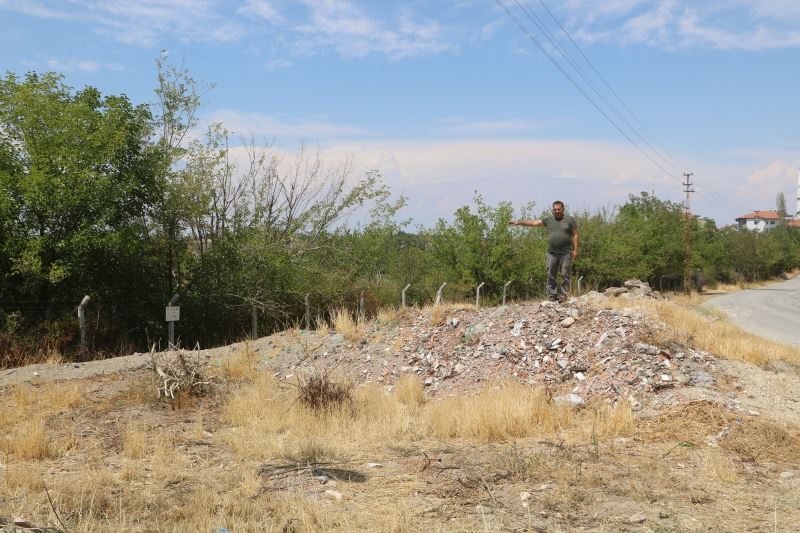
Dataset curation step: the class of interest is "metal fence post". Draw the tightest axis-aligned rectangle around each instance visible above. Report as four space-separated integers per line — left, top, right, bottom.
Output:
502 281 512 306
475 282 485 308
166 293 179 348
577 276 584 295
305 293 311 330
435 282 447 305
77 295 90 347
401 284 411 308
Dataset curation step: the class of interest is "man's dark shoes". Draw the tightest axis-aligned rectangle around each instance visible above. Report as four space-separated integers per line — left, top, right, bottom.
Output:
547 295 558 302
557 294 567 303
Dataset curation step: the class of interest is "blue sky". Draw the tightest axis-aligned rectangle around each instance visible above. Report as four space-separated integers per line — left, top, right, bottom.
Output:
2 0 800 226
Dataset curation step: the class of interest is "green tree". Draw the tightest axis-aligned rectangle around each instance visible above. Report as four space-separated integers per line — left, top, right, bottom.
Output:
0 71 162 353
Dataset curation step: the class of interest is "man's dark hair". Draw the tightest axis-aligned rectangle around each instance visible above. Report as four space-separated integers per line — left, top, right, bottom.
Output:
552 200 565 209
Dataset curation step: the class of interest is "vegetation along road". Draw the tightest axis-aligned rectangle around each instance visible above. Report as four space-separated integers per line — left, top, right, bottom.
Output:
706 276 800 347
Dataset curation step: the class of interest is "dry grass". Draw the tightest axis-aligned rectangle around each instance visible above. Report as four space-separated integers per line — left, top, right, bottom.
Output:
0 417 53 460
394 375 425 407
424 302 473 326
314 315 330 335
0 382 85 461
122 421 147 459
221 377 634 466
421 383 633 442
376 306 400 327
1 368 799 531
423 383 572 441
638 400 800 463
701 448 741 483
331 307 363 341
219 342 259 381
616 297 800 365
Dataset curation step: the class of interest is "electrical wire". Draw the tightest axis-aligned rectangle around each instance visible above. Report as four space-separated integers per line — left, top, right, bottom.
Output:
536 0 690 173
494 0 680 183
514 0 684 176
534 0 751 215
496 0 755 219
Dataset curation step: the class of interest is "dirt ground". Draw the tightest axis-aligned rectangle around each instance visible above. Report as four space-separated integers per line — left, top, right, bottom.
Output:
1 299 800 532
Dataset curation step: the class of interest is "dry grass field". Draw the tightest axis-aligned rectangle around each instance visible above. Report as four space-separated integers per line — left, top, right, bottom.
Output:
2 297 800 532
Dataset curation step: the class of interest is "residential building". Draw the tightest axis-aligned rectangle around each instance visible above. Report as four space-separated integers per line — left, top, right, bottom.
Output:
735 210 781 232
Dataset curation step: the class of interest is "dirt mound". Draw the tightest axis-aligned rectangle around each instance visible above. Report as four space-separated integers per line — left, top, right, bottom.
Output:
0 290 717 410
286 296 716 407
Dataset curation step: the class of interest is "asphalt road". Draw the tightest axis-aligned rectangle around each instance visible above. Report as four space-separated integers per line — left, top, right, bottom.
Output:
704 276 800 347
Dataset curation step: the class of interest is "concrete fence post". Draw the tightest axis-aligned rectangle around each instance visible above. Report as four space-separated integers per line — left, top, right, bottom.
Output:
359 289 365 317
77 295 90 347
475 282 485 308
251 305 258 339
502 281 512 306
435 282 447 305
401 284 411 308
305 293 311 330
577 276 584 295
166 293 179 349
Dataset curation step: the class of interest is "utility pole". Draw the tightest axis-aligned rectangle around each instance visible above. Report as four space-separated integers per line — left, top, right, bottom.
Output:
682 172 695 295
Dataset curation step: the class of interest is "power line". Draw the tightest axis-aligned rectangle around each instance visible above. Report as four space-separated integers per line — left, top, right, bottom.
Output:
514 0 684 176
535 0 690 173
496 0 754 220
494 0 680 183
534 0 758 218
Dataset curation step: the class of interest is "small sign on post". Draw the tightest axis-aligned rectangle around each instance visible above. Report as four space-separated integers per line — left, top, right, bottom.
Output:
166 293 179 348
165 306 180 322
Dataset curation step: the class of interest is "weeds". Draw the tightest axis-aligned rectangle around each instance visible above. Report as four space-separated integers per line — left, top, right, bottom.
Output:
296 372 353 412
150 345 215 399
331 308 362 341
621 299 800 365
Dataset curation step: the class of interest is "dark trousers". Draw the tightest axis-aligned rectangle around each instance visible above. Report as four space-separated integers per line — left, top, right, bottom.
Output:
546 252 572 297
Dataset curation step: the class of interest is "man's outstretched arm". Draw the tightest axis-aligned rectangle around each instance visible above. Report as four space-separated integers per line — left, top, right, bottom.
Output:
508 219 544 227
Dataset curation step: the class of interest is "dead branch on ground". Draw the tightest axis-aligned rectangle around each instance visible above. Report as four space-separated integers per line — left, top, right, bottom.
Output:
149 343 215 399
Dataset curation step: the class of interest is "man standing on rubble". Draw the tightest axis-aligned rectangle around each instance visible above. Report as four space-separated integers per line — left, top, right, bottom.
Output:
508 200 579 303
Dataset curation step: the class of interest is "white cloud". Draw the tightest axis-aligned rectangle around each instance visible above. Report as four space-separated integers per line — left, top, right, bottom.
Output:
305 137 692 223
32 58 125 73
0 0 71 19
264 58 293 71
46 59 99 73
238 0 283 24
435 118 551 135
311 138 673 188
205 109 369 140
0 0 458 59
553 0 800 50
1 0 245 47
293 0 454 59
193 117 796 225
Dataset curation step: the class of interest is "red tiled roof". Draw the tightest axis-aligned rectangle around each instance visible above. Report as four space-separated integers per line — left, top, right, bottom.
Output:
788 219 800 227
735 210 781 220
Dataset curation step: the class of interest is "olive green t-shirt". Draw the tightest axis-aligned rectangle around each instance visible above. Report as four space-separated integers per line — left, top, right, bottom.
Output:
542 215 577 254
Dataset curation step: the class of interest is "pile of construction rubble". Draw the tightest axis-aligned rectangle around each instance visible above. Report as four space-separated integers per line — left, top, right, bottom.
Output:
294 279 716 406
